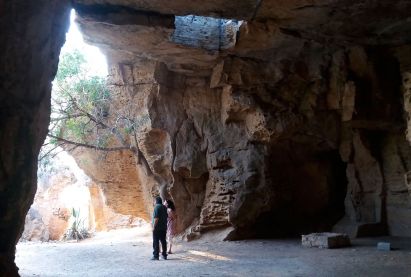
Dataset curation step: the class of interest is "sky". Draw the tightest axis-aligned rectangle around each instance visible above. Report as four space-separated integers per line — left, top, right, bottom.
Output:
61 10 108 77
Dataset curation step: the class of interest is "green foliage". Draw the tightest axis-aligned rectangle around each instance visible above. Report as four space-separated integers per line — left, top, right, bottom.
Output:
63 208 90 241
42 48 134 164
72 207 79 218
55 50 86 82
38 150 54 175
52 49 110 143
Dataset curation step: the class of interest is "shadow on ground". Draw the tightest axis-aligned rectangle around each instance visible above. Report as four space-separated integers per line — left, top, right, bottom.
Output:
16 226 411 277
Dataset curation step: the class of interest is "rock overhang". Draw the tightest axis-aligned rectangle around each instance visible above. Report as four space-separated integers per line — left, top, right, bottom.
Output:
68 0 411 240
72 0 411 78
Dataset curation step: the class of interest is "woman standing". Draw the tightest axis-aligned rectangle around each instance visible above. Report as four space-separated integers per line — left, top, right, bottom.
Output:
165 199 177 254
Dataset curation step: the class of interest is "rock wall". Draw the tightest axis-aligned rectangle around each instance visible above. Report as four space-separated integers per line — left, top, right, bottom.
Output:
71 148 150 221
2 1 411 275
0 1 70 274
22 174 73 242
70 1 411 240
22 153 146 242
88 184 145 230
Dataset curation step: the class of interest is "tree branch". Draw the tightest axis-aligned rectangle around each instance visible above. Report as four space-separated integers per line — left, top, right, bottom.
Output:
39 142 63 161
48 134 131 152
66 94 130 147
50 113 85 122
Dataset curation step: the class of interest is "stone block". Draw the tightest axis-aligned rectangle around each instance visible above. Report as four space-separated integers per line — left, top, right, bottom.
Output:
377 242 391 251
302 232 351 249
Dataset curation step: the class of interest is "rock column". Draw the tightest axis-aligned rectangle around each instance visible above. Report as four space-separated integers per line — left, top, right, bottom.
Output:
0 1 70 274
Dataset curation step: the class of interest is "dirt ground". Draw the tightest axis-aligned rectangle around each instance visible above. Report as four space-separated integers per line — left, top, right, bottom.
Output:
16 225 411 277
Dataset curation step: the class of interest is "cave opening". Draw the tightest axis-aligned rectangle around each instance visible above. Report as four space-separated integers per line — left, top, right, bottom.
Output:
242 145 348 239
19 9 152 245
3 1 411 276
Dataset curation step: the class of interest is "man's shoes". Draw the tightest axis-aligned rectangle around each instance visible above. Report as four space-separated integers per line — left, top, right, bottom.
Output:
161 255 167 260
150 257 159 261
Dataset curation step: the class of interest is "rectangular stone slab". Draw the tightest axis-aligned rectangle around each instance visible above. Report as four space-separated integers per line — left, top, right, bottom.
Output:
377 242 391 251
302 232 351 249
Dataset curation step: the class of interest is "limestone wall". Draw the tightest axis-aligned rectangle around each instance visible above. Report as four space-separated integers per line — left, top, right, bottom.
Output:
70 1 411 240
3 0 411 274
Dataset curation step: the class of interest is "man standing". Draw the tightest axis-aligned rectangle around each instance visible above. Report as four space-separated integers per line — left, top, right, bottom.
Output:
151 196 168 260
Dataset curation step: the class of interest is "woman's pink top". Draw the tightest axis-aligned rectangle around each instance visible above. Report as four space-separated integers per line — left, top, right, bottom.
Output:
167 209 177 237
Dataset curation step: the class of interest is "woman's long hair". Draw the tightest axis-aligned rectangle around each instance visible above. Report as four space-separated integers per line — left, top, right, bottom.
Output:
166 199 176 211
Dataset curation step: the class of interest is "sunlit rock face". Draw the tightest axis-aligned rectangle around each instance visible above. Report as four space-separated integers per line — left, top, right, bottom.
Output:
70 148 150 221
22 173 73 242
21 152 144 242
69 0 411 240
22 153 90 242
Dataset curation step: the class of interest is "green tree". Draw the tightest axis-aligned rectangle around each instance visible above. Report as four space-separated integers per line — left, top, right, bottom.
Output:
40 49 156 178
41 49 127 152
51 49 111 145
38 49 170 200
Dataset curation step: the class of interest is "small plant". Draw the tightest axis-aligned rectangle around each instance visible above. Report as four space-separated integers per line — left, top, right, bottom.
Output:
63 208 90 241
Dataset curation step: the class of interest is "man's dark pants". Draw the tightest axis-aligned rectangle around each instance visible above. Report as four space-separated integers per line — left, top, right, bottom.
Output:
153 229 167 258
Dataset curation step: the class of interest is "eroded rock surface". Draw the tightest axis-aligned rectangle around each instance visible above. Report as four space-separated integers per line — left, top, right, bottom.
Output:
22 173 74 242
0 1 71 275
67 0 411 240
71 148 150 221
3 0 411 274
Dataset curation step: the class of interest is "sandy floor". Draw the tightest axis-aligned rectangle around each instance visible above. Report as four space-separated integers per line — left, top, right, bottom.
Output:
16 226 411 277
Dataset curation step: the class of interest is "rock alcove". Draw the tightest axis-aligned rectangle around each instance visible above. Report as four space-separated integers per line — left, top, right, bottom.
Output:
2 1 411 275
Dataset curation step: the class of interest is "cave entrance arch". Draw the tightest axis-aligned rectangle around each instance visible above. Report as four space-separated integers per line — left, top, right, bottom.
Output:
20 8 153 243
3 1 411 275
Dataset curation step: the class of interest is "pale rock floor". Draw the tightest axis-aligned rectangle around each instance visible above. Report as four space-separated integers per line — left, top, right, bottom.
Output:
16 225 411 277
